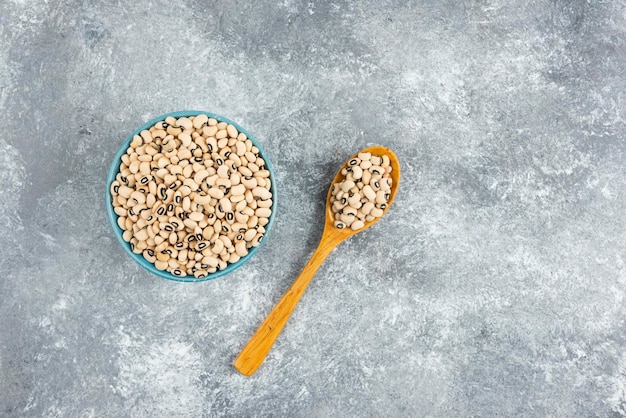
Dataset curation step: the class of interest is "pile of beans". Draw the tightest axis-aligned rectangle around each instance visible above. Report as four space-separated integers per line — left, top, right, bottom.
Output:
110 114 272 279
330 152 392 230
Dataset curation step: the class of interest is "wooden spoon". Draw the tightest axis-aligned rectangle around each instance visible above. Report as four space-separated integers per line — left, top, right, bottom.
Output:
234 146 400 376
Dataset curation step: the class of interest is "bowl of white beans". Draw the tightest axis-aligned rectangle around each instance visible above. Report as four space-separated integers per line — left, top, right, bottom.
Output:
106 111 276 282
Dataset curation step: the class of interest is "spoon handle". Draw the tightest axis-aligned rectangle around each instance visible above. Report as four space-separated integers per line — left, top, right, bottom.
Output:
234 235 339 376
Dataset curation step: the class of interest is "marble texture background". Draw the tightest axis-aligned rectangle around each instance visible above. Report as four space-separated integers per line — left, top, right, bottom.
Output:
1 0 625 416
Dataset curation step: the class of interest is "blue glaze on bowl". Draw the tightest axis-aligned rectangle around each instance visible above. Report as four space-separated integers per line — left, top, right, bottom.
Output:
106 111 277 282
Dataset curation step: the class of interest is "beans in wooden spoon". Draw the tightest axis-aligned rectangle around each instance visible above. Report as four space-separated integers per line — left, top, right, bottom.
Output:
234 146 400 376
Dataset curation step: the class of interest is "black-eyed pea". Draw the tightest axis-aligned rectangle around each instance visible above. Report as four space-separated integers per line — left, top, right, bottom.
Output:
143 249 156 263
361 202 375 215
350 220 365 230
332 201 345 213
239 166 253 177
139 161 151 175
247 215 258 229
152 129 167 140
196 241 210 251
235 211 249 224
235 141 246 156
348 193 361 208
193 169 209 184
193 114 209 129
155 260 168 270
130 191 146 205
122 229 133 242
114 207 127 217
186 211 202 222
370 207 384 217
134 227 149 242
140 130 153 143
194 270 208 279
252 186 271 200
207 187 224 199
228 184 244 196
241 176 257 189
212 217 221 232
243 228 257 242
203 125 218 138
344 206 358 217
375 190 387 204
229 222 245 233
154 234 165 245
251 232 264 247
130 135 143 148
370 165 384 176
202 255 219 268
340 180 355 192
167 124 182 136
202 226 214 240
257 199 272 209
179 132 192 148
244 190 255 204
191 226 202 241
156 251 170 262
169 164 184 176
381 178 392 191
194 194 211 206
258 217 269 227
340 213 355 225
164 173 178 186
226 124 238 138
201 174 216 187
217 164 230 178
118 185 133 198
256 177 266 188
219 235 233 249
212 239 224 254
361 185 376 202
334 220 346 229
171 268 187 277
216 129 228 140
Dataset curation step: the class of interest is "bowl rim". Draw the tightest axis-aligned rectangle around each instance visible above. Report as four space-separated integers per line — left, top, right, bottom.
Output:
105 110 277 282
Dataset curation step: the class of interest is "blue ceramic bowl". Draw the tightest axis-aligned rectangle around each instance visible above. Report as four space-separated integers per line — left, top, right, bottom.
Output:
106 111 277 282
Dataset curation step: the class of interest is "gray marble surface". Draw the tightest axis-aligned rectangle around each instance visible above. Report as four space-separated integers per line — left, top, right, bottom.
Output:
1 0 625 416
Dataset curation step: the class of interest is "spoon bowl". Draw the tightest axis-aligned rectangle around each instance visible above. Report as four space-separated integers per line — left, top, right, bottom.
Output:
234 146 400 376
321 145 401 244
